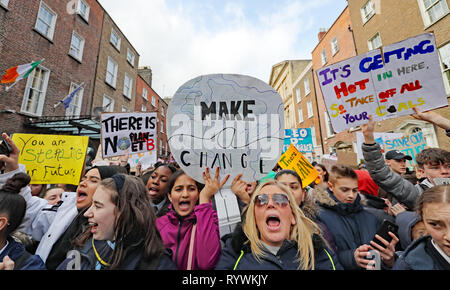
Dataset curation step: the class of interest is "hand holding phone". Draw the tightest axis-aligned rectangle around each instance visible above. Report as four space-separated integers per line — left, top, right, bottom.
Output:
370 220 399 268
0 133 19 172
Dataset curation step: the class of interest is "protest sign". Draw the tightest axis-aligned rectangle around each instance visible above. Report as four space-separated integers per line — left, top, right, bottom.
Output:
12 134 88 184
101 112 157 158
128 151 157 171
278 144 319 188
167 74 285 236
356 132 403 162
316 33 448 133
283 128 313 153
356 131 426 166
337 151 358 168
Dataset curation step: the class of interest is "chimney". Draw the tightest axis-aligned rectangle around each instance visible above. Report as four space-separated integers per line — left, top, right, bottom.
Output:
318 28 327 41
138 66 153 87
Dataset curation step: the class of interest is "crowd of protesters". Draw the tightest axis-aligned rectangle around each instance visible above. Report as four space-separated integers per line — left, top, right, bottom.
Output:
0 108 448 270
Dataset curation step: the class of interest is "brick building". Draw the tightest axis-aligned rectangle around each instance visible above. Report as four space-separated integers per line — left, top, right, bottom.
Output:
292 61 323 160
90 11 139 117
0 0 104 140
311 6 359 155
347 0 450 152
135 67 169 159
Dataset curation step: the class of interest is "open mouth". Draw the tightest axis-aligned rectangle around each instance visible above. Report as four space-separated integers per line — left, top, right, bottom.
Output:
178 200 191 211
77 191 88 203
148 186 159 195
89 221 99 234
266 215 281 231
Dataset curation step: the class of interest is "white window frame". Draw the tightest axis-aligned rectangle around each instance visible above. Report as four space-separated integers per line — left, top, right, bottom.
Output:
438 43 450 94
417 0 449 27
21 65 50 116
298 107 304 124
296 88 301 103
123 73 133 99
102 94 114 112
110 29 121 51
361 0 375 24
304 78 310 96
106 57 118 88
321 50 327 65
151 95 156 107
324 112 335 138
77 0 90 22
121 106 129 112
161 119 164 133
368 32 382 51
311 126 317 148
331 37 339 55
127 48 135 67
35 1 57 41
142 87 148 100
141 105 147 112
69 31 85 62
0 0 9 9
65 82 84 117
307 100 314 118
161 106 165 117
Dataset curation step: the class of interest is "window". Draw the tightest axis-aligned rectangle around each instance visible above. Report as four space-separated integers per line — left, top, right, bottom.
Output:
106 57 118 88
307 100 314 118
0 0 9 8
321 50 327 65
123 73 133 99
121 106 129 112
21 66 50 116
304 78 310 96
310 126 317 147
77 0 90 22
110 29 121 51
35 2 57 40
361 0 375 24
69 31 85 61
141 105 147 112
331 37 339 55
368 32 382 50
419 0 449 26
438 43 450 94
151 95 156 106
298 107 304 124
161 120 164 133
102 95 114 112
296 88 301 103
161 106 165 116
127 48 135 67
65 82 84 117
142 87 148 100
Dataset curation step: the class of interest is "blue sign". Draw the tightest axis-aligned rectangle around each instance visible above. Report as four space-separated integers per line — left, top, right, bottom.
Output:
283 128 313 153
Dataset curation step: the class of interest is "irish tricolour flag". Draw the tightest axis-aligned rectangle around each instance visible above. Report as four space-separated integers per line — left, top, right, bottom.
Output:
1 60 44 85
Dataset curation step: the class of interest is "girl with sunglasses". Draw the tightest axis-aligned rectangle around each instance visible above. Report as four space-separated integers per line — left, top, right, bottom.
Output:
156 167 229 270
216 180 342 270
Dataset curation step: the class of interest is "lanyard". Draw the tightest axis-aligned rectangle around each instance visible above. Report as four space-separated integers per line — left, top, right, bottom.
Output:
92 238 111 267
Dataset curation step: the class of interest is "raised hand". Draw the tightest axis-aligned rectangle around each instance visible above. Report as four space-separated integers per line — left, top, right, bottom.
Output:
200 167 230 204
0 133 20 173
231 173 250 204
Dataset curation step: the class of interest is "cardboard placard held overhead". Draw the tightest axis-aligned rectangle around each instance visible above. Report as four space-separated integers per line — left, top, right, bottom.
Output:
12 134 88 185
316 33 448 133
337 151 358 168
101 112 158 159
278 144 319 188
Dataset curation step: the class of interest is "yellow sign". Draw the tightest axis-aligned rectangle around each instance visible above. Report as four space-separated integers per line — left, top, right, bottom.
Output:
278 144 319 188
12 134 89 185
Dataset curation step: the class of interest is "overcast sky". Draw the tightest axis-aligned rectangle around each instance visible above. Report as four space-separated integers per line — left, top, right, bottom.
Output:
98 0 348 98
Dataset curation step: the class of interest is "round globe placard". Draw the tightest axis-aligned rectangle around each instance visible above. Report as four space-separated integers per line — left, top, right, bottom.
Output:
167 74 285 185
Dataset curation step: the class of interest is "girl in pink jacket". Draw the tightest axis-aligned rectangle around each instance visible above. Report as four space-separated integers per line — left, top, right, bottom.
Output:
156 167 229 270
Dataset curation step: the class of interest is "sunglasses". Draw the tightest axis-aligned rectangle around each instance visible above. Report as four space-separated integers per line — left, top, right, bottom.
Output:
255 193 290 208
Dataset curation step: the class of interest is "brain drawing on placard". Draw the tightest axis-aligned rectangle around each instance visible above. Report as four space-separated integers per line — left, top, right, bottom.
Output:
167 74 285 185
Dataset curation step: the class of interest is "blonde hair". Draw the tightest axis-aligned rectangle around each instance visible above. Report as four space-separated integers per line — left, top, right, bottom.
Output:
242 179 321 270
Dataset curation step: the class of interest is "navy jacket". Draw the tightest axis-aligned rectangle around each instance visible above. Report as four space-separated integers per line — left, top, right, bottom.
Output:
215 224 342 270
0 236 46 270
315 187 381 270
393 235 450 270
57 237 177 270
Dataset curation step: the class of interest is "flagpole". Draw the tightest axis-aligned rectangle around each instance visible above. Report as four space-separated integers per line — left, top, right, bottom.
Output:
5 81 19 91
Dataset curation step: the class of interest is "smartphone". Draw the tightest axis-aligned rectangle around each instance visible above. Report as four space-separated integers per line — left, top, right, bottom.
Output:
372 219 398 248
0 135 12 170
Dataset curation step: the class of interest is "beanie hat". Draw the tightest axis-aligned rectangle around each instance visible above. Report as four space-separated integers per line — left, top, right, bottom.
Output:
355 169 379 197
88 165 128 180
